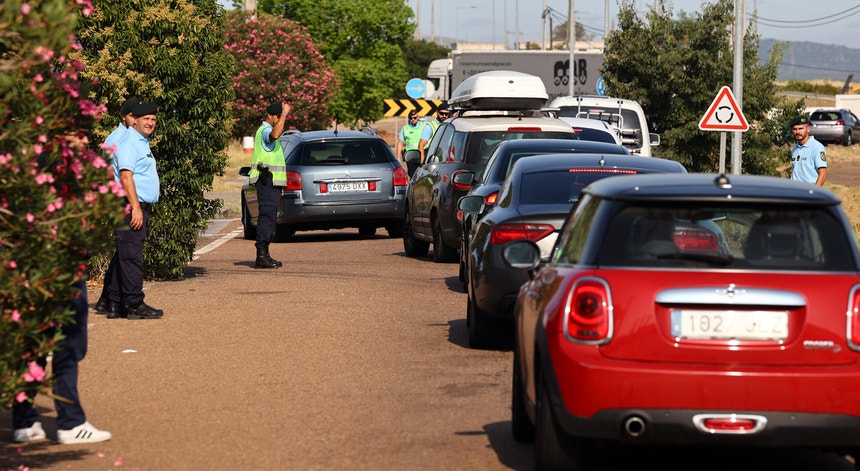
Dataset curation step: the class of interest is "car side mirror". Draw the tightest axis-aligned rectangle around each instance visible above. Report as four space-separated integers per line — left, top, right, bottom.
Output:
501 240 541 271
452 171 475 188
404 149 421 164
239 166 251 177
457 194 485 214
650 133 661 146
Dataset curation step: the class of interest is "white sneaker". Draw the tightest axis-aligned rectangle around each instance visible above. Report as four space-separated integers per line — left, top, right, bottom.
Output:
57 421 112 444
13 421 46 443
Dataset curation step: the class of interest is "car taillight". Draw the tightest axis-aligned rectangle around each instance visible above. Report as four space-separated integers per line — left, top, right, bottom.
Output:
393 167 408 187
319 182 328 193
286 171 302 190
836 119 845 126
848 285 860 351
568 168 637 174
452 170 472 190
506 127 542 132
563 278 612 343
484 192 498 205
673 229 718 252
490 223 554 244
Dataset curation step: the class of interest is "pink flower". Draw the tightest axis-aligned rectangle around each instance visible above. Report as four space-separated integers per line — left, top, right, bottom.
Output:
8 261 16 268
16 391 28 403
26 213 34 223
21 3 30 14
35 116 43 124
23 362 45 382
11 310 21 322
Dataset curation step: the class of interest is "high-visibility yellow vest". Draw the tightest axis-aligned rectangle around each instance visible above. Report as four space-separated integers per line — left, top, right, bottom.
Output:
401 123 423 151
249 124 286 186
424 120 440 149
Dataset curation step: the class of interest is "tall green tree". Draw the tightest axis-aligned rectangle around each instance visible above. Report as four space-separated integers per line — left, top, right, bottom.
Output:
1 0 124 409
258 0 415 126
602 0 790 175
75 0 236 279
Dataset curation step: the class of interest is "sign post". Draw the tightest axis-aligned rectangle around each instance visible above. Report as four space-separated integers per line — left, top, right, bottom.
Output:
698 86 749 174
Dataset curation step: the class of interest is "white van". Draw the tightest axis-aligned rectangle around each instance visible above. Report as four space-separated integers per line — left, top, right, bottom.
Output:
550 95 660 156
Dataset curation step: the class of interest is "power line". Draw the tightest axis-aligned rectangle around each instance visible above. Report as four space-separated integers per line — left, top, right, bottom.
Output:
751 4 860 24
752 5 860 28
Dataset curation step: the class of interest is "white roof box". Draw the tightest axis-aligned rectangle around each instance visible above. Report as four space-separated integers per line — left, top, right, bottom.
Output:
449 70 548 111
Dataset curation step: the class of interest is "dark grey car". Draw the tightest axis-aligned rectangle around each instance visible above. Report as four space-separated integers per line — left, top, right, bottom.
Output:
240 129 409 240
458 153 686 349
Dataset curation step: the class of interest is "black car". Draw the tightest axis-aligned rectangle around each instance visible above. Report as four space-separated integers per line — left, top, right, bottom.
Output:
455 138 630 285
457 153 686 348
240 129 408 240
403 113 577 262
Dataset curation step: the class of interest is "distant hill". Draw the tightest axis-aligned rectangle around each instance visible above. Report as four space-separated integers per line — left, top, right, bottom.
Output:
759 39 860 83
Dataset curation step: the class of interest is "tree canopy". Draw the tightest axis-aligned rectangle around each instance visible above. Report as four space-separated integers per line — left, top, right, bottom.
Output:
602 0 798 175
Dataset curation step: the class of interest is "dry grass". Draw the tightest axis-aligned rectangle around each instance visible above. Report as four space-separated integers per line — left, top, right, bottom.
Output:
824 145 860 237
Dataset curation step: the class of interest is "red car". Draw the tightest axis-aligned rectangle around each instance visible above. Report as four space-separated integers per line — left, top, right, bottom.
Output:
504 173 860 470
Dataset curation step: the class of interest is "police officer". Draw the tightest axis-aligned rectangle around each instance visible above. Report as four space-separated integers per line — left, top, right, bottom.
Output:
789 115 827 186
395 109 424 177
249 102 291 269
105 101 164 320
418 102 448 154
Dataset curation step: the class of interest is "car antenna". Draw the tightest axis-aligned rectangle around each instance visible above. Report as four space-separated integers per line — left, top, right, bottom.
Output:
714 174 732 189
599 156 606 167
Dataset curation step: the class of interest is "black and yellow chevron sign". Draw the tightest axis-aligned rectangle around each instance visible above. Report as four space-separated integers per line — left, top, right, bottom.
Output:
383 99 445 117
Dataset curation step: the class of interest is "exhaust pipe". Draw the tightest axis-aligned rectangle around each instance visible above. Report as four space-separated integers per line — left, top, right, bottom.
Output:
623 415 646 438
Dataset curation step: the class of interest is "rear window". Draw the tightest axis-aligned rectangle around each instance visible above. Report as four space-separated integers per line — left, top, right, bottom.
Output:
593 204 855 271
571 128 617 144
811 111 841 121
558 106 641 131
519 169 636 205
294 140 391 166
464 131 575 166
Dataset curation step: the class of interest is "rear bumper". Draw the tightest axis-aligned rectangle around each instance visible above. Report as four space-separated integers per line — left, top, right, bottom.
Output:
810 127 847 143
276 198 405 228
541 335 860 447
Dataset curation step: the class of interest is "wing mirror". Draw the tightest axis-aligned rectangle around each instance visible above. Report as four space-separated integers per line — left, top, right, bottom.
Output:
403 149 421 164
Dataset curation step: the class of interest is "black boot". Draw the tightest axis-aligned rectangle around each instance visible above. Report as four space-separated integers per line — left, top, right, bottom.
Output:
267 252 283 268
255 245 279 269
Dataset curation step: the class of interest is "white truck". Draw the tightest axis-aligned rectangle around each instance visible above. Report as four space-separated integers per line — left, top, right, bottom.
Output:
425 50 604 103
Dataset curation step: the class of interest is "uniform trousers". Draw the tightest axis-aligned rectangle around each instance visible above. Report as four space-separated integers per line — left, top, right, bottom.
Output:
107 203 149 307
255 169 282 249
13 279 89 430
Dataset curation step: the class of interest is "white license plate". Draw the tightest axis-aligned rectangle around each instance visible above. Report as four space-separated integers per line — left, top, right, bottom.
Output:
670 309 788 340
329 181 367 192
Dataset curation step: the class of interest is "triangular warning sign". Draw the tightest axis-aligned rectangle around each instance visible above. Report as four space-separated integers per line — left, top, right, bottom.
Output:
698 86 749 132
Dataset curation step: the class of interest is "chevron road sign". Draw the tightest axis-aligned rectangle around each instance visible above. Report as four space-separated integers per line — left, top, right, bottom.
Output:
383 99 445 117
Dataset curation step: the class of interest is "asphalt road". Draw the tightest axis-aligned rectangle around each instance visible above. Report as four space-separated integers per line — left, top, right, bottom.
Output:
1 221 857 470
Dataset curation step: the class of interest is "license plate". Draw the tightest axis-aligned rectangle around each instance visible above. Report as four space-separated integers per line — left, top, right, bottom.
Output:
670 309 788 340
329 181 367 192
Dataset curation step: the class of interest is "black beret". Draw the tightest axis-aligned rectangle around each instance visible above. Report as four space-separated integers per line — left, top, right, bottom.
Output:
120 97 141 116
266 102 282 115
131 102 158 117
438 101 449 111
790 115 810 127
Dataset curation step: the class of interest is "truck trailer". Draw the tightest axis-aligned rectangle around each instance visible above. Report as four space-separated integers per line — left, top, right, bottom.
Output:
425 50 604 102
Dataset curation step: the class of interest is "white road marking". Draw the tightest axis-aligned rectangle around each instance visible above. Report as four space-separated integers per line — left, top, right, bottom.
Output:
193 227 243 260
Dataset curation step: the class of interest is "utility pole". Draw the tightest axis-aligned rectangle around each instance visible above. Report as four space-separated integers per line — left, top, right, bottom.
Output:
568 0 575 95
731 0 745 174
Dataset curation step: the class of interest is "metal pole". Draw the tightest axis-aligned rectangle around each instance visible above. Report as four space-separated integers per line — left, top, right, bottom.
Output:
731 0 745 174
568 0 575 95
605 0 609 41
542 0 547 50
515 0 520 49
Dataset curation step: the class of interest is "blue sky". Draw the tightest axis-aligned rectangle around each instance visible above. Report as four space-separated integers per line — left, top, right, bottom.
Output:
406 0 858 48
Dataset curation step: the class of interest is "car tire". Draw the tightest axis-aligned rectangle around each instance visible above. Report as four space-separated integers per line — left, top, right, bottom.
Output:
535 377 585 471
386 222 404 239
467 296 497 349
512 348 535 442
241 195 256 241
403 210 429 258
432 216 458 263
844 132 853 147
358 225 377 236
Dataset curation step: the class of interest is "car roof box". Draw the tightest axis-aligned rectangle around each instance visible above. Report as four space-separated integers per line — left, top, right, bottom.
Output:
449 70 549 111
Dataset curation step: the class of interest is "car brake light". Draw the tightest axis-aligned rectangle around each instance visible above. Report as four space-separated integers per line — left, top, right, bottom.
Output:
452 169 472 190
563 278 612 342
673 229 718 252
485 192 498 205
393 167 408 187
490 223 554 244
506 127 542 132
368 181 377 191
702 417 757 432
568 168 637 174
848 286 860 351
836 119 845 126
286 171 302 190
319 182 328 193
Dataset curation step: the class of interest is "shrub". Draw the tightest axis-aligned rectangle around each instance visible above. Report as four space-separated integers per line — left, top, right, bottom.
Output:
223 12 336 137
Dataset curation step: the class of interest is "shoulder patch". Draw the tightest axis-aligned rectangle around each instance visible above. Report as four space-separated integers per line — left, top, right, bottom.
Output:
820 151 826 162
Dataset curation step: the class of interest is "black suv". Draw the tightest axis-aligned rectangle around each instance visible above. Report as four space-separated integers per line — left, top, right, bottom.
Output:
403 112 577 262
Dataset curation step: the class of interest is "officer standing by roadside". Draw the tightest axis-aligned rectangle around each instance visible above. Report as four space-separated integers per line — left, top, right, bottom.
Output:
395 109 424 177
789 115 827 186
249 102 291 269
104 101 164 320
94 96 139 315
417 102 448 154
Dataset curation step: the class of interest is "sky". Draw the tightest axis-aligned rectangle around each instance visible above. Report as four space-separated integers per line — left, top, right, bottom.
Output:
406 0 859 49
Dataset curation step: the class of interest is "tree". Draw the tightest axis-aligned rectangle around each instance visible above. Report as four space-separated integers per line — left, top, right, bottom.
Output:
223 11 337 138
0 0 125 409
258 0 415 126
602 0 790 175
401 38 450 98
74 0 236 279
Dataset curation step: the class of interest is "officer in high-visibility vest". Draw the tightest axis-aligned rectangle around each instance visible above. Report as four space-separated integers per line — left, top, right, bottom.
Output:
249 101 291 269
418 102 449 158
395 109 425 177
